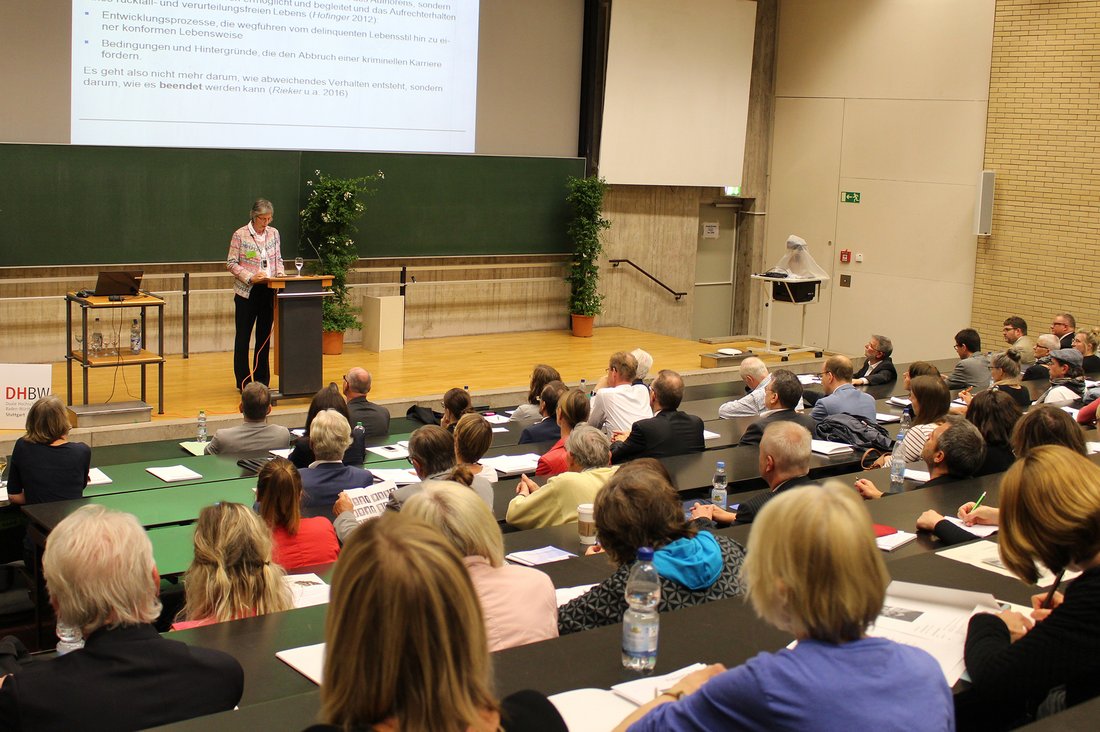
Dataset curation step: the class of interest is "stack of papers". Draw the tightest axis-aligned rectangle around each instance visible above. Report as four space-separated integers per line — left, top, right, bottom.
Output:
876 531 917 552
284 574 330 608
505 546 576 566
178 441 207 456
366 442 409 459
887 396 912 407
276 642 325 685
810 439 854 456
876 413 902 424
87 467 112 485
481 453 541 477
904 469 930 483
936 540 1081 588
482 413 510 425
368 468 420 485
146 465 203 482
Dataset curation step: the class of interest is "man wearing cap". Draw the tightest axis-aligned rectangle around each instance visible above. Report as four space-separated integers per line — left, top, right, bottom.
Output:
1002 316 1036 366
1035 348 1086 404
1051 312 1077 349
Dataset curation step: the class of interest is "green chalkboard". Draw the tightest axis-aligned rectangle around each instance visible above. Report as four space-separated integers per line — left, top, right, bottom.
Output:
0 144 585 265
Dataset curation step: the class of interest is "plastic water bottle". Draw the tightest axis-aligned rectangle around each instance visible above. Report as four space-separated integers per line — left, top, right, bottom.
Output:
90 317 104 357
197 409 208 443
129 318 141 355
354 421 365 441
889 407 911 491
711 460 728 509
580 378 588 396
55 622 84 655
622 547 661 671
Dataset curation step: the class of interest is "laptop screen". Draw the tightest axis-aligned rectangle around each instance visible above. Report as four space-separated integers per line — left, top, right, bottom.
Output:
93 271 143 297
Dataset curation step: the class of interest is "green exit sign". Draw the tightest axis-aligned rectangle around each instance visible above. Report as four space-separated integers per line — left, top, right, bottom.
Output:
842 191 861 204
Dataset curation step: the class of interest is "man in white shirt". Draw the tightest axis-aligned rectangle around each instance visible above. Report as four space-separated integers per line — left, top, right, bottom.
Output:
718 357 771 418
587 351 653 435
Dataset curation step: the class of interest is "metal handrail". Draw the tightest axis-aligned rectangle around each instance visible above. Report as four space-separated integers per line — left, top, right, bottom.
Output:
608 259 687 301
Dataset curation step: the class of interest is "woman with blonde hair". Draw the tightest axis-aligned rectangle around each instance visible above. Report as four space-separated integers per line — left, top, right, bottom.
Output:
7 395 90 506
256 457 339 569
616 482 952 731
309 512 564 732
173 502 292 630
404 483 556 652
955 446 1100 729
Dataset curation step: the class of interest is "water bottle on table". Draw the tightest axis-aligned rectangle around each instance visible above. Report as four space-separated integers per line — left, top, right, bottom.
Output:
711 460 728 509
889 407 911 491
197 409 208 443
622 546 661 672
90 317 103 358
129 318 141 355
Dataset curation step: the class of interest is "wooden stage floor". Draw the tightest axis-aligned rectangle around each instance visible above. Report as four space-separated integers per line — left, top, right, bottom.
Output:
32 326 820 429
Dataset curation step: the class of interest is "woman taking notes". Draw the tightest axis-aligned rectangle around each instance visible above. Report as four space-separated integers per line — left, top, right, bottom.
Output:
617 482 952 731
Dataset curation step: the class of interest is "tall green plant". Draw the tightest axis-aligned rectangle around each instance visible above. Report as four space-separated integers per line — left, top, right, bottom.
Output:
566 175 611 317
299 170 383 332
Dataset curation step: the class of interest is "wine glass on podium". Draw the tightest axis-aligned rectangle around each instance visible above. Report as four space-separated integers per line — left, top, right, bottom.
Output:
295 257 304 277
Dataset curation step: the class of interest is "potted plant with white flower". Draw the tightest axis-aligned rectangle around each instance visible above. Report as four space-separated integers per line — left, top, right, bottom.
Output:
299 169 383 354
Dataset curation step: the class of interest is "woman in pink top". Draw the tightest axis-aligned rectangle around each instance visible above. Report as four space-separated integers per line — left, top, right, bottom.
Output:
257 458 340 569
536 388 590 477
172 502 293 630
404 482 558 652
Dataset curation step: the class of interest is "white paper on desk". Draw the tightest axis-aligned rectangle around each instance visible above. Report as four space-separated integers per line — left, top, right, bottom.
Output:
269 448 292 459
867 581 1002 685
366 443 409 459
369 468 420 485
952 399 967 408
276 642 325 685
810 439 853 456
904 469 930 483
611 664 708 705
1087 442 1100 456
797 374 821 385
555 584 597 607
178 441 206 457
936 540 1082 588
888 396 912 407
290 428 305 437
344 481 397 523
492 427 508 433
483 413 510 425
876 531 917 552
87 467 112 485
505 546 576 566
702 429 721 440
943 516 998 538
1062 406 1080 419
876 413 901 424
283 573 329 608
548 688 637 732
146 465 202 482
481 453 541 477
0 485 7 502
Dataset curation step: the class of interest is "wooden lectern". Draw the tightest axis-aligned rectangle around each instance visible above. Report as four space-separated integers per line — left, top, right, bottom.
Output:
265 275 332 400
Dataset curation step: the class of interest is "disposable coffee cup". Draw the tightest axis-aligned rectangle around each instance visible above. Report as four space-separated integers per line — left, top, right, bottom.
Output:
577 503 596 545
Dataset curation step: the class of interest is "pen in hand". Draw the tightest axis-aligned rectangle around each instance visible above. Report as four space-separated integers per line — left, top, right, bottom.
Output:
971 491 987 511
1042 571 1065 609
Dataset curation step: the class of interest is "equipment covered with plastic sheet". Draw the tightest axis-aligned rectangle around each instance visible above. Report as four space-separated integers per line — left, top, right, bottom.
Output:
765 235 828 302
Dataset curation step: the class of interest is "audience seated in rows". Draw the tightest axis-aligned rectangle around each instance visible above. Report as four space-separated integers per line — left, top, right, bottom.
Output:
737 369 815 447
852 334 897 386
536 388 589 477
954 446 1100 730
0 506 244 730
1035 348 1085 404
306 513 566 732
1073 328 1100 372
510 364 562 427
855 416 986 500
873 375 951 469
588 351 652 434
389 425 494 512
172 502 292 630
965 388 1022 476
946 328 992 390
558 461 746 635
616 483 952 732
1023 334 1060 381
518 380 566 445
902 360 941 391
965 350 1031 408
454 413 499 483
1051 311 1077 350
288 384 367 469
508 425 616 530
341 367 390 437
7 395 89 507
204 382 290 455
718 357 772 418
1003 316 1037 365
256 458 339 570
299 409 374 518
610 369 704 464
441 387 474 432
403 483 558 652
631 348 654 383
811 355 877 425
692 421 813 527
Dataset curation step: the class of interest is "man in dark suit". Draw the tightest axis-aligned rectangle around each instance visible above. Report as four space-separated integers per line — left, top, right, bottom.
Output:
343 367 390 436
519 380 566 444
1051 312 1076 349
609 369 704 464
300 409 374 517
0 505 242 731
852 334 898 386
738 369 816 447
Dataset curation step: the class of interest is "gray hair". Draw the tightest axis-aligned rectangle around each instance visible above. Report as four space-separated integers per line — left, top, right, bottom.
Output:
44 505 161 634
760 421 812 475
938 415 986 477
565 424 612 470
251 199 273 218
740 357 768 381
1036 333 1060 350
871 335 893 358
631 349 654 381
310 409 352 461
346 367 372 394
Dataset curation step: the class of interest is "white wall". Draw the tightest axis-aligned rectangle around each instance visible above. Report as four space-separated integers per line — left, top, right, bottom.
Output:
764 0 995 362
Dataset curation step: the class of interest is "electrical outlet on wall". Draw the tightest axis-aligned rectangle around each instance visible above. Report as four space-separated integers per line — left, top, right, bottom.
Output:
840 275 852 288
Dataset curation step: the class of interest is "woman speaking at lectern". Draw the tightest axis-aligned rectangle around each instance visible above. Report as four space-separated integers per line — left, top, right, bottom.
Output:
227 198 285 390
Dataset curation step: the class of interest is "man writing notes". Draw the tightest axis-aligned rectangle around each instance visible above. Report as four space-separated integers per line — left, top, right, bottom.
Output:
852 335 897 386
227 198 284 391
587 351 652 435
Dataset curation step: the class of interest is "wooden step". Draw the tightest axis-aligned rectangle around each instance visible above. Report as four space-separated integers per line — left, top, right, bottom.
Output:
67 401 152 428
